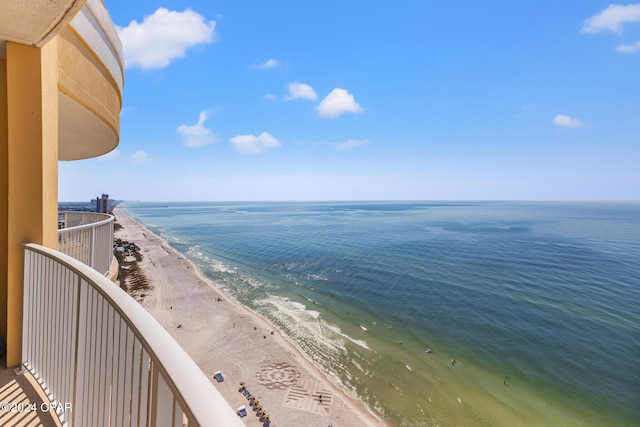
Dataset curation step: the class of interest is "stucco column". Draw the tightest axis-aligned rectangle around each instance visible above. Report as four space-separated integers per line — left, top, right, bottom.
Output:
0 58 8 358
3 40 59 366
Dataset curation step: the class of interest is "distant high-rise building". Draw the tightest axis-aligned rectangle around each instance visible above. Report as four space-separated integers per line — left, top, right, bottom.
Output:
96 194 111 213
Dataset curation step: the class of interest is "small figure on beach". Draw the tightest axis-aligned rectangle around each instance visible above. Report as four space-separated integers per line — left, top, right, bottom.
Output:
397 341 403 345
451 359 456 366
233 323 236 328
271 330 274 335
177 323 182 329
319 394 323 404
425 348 432 353
503 375 509 386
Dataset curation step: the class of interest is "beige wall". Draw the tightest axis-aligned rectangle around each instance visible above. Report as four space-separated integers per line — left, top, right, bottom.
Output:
3 41 59 366
0 58 8 349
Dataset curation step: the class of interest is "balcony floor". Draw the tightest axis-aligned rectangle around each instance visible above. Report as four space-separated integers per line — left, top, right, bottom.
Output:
0 358 61 427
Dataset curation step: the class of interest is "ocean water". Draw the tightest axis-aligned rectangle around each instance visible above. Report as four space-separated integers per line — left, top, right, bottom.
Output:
123 201 640 427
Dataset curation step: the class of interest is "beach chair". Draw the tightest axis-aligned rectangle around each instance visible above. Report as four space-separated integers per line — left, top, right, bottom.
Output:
237 405 247 417
213 371 224 382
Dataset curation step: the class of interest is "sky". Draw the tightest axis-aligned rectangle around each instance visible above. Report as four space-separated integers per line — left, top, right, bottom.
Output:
59 1 640 201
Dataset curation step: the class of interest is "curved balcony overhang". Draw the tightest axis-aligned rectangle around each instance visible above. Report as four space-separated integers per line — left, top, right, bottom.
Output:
1 0 125 161
58 89 119 160
0 0 86 49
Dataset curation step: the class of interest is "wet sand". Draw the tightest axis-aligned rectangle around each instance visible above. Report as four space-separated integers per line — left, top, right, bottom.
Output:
113 206 385 427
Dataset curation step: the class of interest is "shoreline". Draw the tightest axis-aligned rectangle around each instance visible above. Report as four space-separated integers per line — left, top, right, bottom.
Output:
113 205 385 427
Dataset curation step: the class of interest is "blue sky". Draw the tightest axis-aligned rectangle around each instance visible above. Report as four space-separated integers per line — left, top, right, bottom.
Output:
59 1 640 201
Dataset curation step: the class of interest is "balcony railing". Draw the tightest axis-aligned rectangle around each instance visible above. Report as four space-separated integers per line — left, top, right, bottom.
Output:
22 243 244 427
58 212 114 275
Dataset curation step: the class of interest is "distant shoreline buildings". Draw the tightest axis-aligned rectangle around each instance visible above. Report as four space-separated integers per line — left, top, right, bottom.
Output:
57 194 118 214
96 193 112 214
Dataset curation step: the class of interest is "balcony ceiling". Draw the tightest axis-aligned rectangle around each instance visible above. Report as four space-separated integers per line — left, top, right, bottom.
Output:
0 0 86 58
59 93 117 160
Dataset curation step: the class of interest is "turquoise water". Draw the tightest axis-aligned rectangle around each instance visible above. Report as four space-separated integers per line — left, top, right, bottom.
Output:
124 201 640 426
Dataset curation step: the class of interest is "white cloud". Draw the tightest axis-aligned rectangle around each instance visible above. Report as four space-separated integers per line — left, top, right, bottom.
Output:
616 40 640 53
337 139 371 150
230 132 282 154
130 151 148 163
265 93 277 100
553 114 583 128
316 88 363 118
582 3 640 34
253 59 280 70
177 111 217 148
284 82 317 101
117 8 216 70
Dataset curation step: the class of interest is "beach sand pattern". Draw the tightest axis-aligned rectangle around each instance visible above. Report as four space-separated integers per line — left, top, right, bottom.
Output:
255 361 300 389
284 379 332 414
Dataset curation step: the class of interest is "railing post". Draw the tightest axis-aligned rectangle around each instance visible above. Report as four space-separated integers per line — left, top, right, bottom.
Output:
90 226 96 269
72 275 86 427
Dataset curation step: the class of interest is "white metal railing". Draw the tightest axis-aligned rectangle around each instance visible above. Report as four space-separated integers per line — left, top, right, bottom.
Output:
58 212 114 275
22 244 244 427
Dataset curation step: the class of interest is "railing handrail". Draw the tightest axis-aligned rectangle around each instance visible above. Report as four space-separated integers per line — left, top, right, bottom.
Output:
57 212 114 275
58 212 113 231
23 243 243 426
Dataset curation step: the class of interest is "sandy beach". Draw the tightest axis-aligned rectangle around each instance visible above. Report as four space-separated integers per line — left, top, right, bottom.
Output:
113 206 384 427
